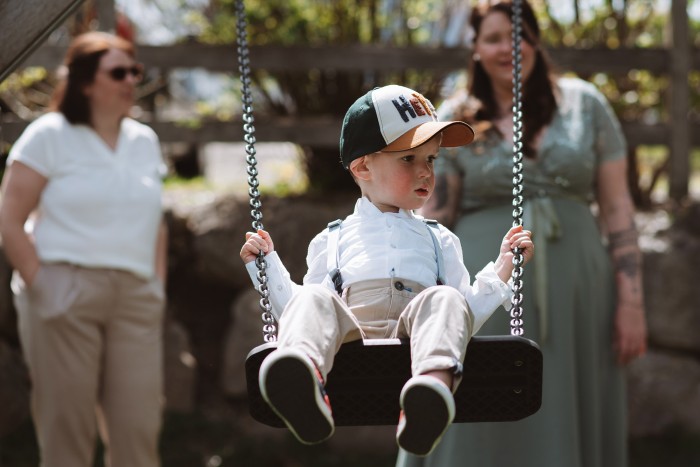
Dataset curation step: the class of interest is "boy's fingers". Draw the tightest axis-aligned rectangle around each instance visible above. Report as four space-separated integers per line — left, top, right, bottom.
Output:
509 236 525 245
511 231 532 242
506 225 524 238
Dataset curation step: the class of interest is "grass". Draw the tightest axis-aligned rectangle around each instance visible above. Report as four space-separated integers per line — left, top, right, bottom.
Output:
163 175 213 191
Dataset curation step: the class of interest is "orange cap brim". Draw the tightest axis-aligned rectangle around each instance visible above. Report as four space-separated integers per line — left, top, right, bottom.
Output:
382 121 475 152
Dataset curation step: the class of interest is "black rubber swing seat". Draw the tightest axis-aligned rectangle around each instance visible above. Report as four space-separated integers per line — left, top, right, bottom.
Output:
245 335 543 427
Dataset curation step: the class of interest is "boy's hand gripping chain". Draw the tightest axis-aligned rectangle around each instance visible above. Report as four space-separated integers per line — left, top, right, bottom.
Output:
236 0 277 342
510 0 525 336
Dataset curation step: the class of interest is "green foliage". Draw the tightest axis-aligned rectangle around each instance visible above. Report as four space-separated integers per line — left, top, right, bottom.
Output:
0 68 48 93
190 0 698 196
192 0 458 193
588 70 667 122
2 1 695 199
163 175 212 189
195 0 455 113
198 0 445 47
537 0 668 49
536 1 683 123
529 1 700 205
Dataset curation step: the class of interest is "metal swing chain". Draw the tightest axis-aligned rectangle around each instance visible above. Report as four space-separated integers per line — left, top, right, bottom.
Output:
236 0 524 340
235 0 277 342
510 0 525 336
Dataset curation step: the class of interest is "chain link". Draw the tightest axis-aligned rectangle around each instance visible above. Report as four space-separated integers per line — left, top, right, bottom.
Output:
236 0 277 342
510 0 525 336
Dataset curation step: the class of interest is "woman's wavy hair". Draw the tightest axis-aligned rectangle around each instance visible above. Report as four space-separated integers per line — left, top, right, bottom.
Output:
50 32 135 125
462 0 558 157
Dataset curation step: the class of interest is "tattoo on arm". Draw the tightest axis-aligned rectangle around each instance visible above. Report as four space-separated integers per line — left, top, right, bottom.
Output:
614 252 640 280
608 227 639 251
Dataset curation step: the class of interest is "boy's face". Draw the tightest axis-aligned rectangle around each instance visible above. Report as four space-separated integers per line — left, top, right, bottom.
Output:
362 135 441 213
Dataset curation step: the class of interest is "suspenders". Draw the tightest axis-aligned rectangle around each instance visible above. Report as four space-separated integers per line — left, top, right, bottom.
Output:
326 219 344 294
326 218 446 294
423 219 446 286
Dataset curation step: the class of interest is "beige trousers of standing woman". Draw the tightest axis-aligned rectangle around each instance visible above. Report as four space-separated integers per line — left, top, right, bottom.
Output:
277 278 474 388
13 263 165 467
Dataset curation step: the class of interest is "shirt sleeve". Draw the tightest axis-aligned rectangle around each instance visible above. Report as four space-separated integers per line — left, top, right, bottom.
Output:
440 226 512 334
244 251 299 321
244 229 334 321
587 83 627 164
7 116 56 177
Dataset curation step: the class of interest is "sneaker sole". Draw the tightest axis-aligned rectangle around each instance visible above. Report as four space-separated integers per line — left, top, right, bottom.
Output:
398 384 452 456
261 354 334 444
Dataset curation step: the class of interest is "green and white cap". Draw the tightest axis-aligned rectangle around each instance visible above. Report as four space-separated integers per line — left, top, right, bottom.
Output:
339 84 475 169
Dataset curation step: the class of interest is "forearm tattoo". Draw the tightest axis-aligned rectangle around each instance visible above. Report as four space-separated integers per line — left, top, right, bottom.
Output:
608 225 641 281
613 252 640 280
608 227 639 250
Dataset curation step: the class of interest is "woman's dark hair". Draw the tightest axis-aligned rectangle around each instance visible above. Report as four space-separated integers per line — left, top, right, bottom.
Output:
463 0 558 158
50 32 135 125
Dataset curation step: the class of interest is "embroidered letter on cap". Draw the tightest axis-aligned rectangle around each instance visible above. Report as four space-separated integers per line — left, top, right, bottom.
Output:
409 97 426 116
392 95 417 122
411 92 434 117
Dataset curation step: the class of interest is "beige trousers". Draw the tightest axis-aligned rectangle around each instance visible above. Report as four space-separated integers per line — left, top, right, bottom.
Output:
13 263 165 467
277 278 474 387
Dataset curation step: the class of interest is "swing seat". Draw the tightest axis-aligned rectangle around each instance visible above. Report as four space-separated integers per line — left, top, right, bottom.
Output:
245 335 542 427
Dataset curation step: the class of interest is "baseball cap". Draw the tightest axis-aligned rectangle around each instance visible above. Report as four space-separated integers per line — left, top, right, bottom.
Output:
339 84 475 169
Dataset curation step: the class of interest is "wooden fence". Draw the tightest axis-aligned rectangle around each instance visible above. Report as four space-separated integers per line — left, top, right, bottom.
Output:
0 1 698 200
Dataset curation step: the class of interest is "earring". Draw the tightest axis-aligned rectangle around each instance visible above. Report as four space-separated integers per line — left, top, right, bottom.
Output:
472 53 481 62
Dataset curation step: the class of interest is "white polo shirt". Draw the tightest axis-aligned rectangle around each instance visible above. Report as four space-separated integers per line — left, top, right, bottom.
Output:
246 197 512 333
8 112 165 278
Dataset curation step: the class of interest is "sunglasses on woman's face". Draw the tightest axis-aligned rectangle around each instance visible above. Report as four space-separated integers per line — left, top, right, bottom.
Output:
103 64 143 81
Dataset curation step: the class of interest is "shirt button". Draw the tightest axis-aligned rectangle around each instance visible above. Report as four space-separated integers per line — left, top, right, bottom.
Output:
394 281 405 291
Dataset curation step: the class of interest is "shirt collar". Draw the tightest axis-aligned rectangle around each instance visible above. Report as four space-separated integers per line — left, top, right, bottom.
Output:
354 196 417 219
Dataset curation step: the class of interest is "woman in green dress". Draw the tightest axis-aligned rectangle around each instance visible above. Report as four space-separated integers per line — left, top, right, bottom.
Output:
397 1 647 466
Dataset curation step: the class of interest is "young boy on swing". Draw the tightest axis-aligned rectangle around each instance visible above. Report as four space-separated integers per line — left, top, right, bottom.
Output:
240 84 534 456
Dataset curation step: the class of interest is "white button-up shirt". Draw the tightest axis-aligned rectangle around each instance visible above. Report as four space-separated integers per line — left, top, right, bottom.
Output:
246 197 512 334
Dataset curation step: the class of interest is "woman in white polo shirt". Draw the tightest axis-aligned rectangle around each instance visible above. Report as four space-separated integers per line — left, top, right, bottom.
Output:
0 32 166 467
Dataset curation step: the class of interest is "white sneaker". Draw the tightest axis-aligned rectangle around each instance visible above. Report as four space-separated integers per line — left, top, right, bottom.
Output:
259 348 334 444
396 375 455 457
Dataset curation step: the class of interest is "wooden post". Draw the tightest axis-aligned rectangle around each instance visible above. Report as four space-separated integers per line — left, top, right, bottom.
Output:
669 0 690 201
95 0 116 33
0 0 86 83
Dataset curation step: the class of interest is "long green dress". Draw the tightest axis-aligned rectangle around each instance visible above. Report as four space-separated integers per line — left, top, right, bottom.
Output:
397 77 628 467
